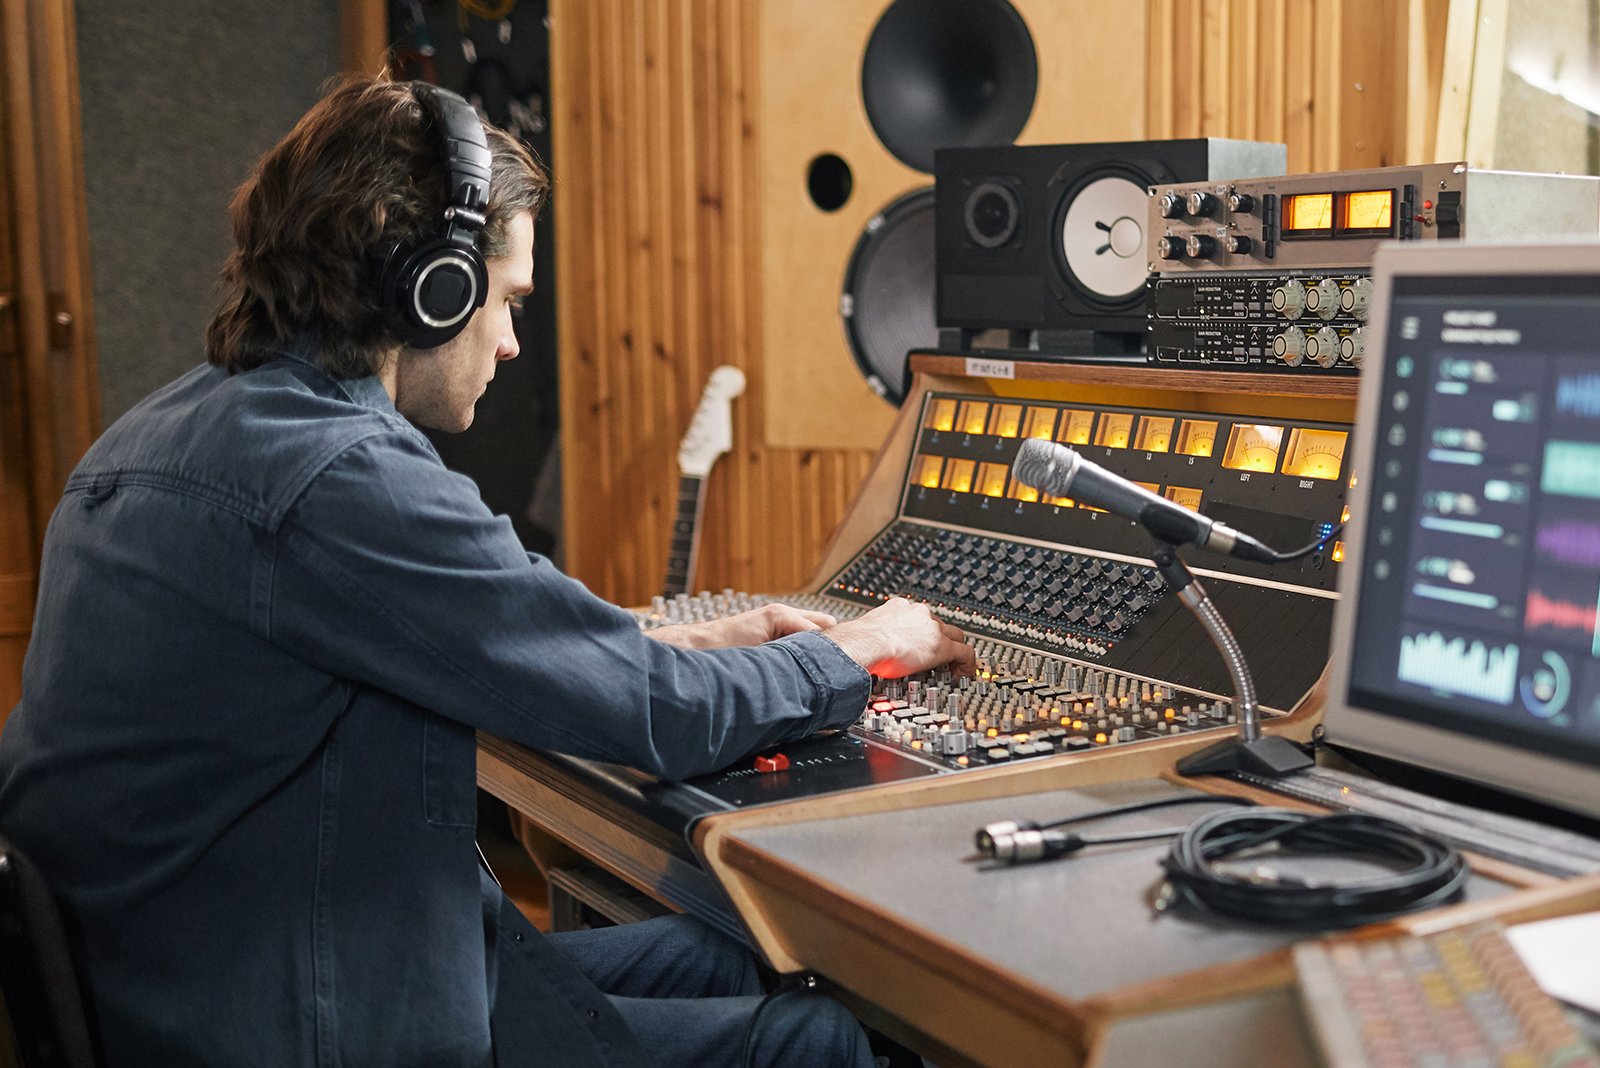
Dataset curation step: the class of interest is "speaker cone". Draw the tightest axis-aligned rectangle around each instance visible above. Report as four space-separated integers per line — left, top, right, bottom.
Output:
861 0 1038 175
1052 169 1151 311
841 187 938 406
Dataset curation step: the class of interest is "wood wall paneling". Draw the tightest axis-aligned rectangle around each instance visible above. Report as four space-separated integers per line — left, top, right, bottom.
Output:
557 2 1433 607
1147 0 1430 172
553 0 880 604
341 0 389 76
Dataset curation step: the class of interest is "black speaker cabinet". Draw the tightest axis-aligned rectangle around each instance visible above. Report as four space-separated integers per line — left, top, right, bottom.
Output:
935 139 1287 336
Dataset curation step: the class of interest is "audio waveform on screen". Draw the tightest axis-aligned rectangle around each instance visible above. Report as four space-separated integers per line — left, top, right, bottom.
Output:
1543 441 1600 500
1397 631 1518 705
1535 520 1600 568
1525 589 1598 635
1555 374 1600 419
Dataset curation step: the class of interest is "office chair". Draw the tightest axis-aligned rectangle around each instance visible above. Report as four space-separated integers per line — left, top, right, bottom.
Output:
0 835 97 1068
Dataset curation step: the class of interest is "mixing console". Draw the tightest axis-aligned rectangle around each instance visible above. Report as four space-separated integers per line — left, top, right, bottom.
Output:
647 585 1248 781
636 389 1344 803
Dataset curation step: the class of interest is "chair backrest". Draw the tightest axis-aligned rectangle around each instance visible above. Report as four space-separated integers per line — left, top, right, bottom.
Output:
0 836 97 1068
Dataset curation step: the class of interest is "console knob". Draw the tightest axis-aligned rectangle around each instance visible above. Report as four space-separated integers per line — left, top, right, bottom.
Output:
1340 277 1374 320
1227 191 1256 213
1156 235 1186 260
1186 191 1217 217
1340 329 1365 365
1273 328 1307 367
1158 192 1184 219
1223 233 1253 255
1185 233 1217 259
1308 327 1340 367
1307 278 1341 320
1272 278 1307 319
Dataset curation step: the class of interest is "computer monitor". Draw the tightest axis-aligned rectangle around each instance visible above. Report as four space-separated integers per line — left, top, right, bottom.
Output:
1325 241 1600 821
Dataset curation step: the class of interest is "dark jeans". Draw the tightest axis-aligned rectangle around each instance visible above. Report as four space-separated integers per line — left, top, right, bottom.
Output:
546 915 876 1068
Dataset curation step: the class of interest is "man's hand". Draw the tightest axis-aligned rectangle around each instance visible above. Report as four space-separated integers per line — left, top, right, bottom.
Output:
819 596 975 679
646 602 838 650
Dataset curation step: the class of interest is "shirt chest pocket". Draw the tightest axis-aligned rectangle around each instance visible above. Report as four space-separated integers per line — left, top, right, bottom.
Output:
422 716 478 828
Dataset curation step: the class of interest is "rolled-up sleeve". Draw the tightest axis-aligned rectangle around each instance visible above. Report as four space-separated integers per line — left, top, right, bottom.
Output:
264 429 870 779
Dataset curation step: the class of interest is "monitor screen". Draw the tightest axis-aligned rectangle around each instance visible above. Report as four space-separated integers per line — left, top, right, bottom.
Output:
1331 245 1600 819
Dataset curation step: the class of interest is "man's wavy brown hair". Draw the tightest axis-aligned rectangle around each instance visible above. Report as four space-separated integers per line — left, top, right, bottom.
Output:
205 73 548 378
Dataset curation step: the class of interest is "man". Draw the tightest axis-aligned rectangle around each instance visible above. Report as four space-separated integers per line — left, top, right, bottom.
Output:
0 75 972 1066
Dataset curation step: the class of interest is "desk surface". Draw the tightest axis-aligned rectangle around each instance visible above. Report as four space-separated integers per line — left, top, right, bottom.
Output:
726 779 1513 1001
704 776 1540 1067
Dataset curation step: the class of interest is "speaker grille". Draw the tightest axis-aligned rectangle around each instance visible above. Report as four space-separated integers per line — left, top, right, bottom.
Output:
841 187 938 406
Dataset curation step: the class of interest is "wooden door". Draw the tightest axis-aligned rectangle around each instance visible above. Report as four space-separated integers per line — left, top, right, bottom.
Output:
0 0 104 724
0 89 32 716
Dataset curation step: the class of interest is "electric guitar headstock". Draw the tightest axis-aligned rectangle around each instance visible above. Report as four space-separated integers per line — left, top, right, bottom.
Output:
678 365 746 477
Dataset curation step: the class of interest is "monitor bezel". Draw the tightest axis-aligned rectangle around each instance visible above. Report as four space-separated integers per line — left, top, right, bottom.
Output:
1325 240 1600 822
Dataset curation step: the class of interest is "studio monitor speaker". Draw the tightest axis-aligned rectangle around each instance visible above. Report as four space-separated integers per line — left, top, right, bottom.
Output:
759 0 1149 447
936 140 1288 337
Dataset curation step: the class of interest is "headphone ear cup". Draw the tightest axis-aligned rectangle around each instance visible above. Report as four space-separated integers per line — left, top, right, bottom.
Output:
378 237 489 349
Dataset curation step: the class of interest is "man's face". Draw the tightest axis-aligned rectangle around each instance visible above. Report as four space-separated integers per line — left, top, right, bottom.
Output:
393 210 535 432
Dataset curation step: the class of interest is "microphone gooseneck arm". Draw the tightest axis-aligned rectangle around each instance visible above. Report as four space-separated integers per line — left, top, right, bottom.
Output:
1152 544 1259 744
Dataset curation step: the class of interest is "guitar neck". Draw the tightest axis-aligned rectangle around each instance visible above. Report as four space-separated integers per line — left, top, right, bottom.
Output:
662 474 708 598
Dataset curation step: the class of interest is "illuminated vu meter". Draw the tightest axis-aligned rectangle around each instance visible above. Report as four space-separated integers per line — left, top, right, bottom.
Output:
901 394 1349 592
1282 189 1397 239
1350 278 1600 755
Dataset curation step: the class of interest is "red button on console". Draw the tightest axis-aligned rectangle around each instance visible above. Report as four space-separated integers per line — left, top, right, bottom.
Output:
754 753 790 773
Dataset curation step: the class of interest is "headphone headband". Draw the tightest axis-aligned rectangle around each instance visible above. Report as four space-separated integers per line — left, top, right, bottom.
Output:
416 83 492 230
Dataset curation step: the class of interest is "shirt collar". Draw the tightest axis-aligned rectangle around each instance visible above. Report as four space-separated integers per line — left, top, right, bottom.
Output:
270 335 397 415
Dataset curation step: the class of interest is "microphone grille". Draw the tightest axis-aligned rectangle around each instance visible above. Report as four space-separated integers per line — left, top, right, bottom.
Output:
1012 437 1068 491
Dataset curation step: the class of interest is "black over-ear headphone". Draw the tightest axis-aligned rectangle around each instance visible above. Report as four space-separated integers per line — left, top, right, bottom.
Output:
377 83 493 349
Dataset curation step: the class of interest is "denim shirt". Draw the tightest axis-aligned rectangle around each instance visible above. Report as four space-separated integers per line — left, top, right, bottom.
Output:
0 352 870 1067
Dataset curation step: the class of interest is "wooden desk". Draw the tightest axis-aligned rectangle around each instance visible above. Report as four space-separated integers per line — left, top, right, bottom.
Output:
482 728 1600 1068
695 767 1600 1068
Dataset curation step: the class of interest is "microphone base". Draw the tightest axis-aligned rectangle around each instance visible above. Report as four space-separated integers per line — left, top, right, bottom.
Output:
1176 734 1313 779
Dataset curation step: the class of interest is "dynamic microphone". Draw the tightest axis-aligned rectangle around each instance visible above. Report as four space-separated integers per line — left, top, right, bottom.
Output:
1011 437 1279 563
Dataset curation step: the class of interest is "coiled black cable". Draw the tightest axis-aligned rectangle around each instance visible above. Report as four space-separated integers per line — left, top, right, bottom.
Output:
1156 808 1470 928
